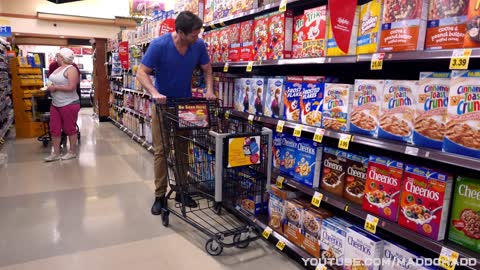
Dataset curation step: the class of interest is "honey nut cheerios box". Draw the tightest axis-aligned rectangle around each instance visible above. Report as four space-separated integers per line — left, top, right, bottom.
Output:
398 165 453 241
414 72 450 150
299 207 332 258
351 79 385 137
426 0 468 50
283 76 303 123
300 76 325 127
444 70 480 159
268 185 299 233
321 147 348 197
279 133 297 179
264 77 285 119
320 217 351 270
356 0 383 55
322 83 354 132
272 131 283 170
291 136 323 189
344 225 384 270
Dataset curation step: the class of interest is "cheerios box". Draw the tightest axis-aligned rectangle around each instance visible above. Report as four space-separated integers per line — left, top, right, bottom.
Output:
382 240 425 270
267 10 294 60
351 80 384 137
249 77 267 115
426 0 468 50
264 77 285 119
363 155 404 222
398 165 453 241
279 133 298 178
344 153 369 205
379 80 417 144
300 76 325 127
322 83 354 132
444 70 480 159
344 226 384 270
283 76 303 122
300 207 332 258
448 176 480 253
320 217 349 270
321 147 348 197
414 72 450 149
268 185 300 233
291 136 323 189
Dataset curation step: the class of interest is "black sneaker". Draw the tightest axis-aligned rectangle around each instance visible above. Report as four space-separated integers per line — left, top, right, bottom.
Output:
175 194 198 208
151 196 165 215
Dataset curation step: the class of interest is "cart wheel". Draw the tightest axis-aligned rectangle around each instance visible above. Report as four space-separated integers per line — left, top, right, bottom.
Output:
233 233 250 249
161 211 169 227
205 239 223 256
42 141 48 147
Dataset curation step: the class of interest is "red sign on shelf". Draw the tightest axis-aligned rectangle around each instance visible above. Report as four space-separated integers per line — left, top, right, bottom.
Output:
159 18 175 37
328 0 357 53
82 47 93 55
118 41 129 69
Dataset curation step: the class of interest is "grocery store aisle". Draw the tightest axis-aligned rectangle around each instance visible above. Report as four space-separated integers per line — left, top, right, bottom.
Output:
0 108 301 270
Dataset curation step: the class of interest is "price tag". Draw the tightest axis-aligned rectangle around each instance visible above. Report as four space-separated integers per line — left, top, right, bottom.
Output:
220 22 226 27
248 114 254 124
370 53 385 70
405 146 419 156
311 191 323 207
276 240 286 251
210 23 216 29
262 226 273 239
276 176 285 189
439 247 459 270
276 120 285 133
246 61 254 72
279 0 287 12
338 134 352 150
225 110 230 119
449 49 471 70
148 146 153 151
313 128 325 143
316 264 328 270
364 214 379 234
344 204 349 212
293 124 302 137
223 62 229 72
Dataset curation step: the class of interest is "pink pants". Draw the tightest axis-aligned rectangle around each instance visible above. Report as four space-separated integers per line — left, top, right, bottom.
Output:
49 104 80 136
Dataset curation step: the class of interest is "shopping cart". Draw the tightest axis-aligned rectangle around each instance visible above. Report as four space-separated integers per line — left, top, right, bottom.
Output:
156 98 272 256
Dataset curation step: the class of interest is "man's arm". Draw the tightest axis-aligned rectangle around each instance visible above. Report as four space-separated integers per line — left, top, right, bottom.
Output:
200 62 216 100
136 64 165 103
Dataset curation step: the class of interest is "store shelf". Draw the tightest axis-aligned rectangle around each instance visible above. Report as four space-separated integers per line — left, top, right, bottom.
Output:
111 90 123 95
0 115 14 139
212 56 357 68
123 87 150 97
357 48 480 62
229 110 480 171
110 118 154 154
124 107 151 122
272 169 480 270
112 104 123 111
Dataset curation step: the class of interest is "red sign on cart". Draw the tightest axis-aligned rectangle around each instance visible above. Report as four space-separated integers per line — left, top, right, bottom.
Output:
176 104 210 128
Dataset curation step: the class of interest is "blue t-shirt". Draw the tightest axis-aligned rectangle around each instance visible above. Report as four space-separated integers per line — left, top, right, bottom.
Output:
141 33 210 98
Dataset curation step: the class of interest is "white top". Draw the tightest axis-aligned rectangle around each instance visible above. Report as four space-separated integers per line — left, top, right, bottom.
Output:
48 65 79 107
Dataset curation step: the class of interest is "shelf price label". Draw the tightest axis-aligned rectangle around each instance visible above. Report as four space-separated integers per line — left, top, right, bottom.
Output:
225 110 230 119
276 120 285 133
293 124 303 137
223 62 229 72
262 226 273 239
248 114 254 124
246 61 254 72
338 134 352 150
370 53 385 70
276 176 285 189
364 214 379 234
311 191 323 207
449 49 471 70
439 247 459 270
276 240 286 251
313 128 325 143
279 0 287 12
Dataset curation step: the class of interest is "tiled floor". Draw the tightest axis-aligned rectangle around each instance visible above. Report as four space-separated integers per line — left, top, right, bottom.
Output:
0 109 302 270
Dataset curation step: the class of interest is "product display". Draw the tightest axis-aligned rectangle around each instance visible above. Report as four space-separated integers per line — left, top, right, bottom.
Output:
249 77 266 115
299 207 332 258
345 225 384 270
426 0 468 50
322 83 354 132
300 76 324 127
326 5 360 56
464 0 480 48
344 153 368 205
282 199 306 246
320 217 350 269
303 6 328 58
264 77 284 119
268 185 299 232
357 0 383 54
321 147 348 197
382 240 424 270
267 11 294 60
293 15 305 59
253 14 270 61
351 79 384 137
283 76 303 122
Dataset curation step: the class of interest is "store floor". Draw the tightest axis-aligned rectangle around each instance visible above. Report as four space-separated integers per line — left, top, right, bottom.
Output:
0 108 302 270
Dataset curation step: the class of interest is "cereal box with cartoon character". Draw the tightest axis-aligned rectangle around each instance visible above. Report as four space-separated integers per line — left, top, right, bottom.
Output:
272 131 283 169
268 185 299 233
291 136 323 188
464 0 480 48
303 5 328 58
293 15 305 58
254 14 270 61
379 80 417 144
344 153 368 205
300 76 325 127
283 76 303 123
240 20 255 61
356 0 383 55
351 79 384 137
414 72 450 149
426 0 468 50
234 78 246 111
249 77 266 115
228 23 242 62
322 83 354 132
363 155 404 222
242 78 254 113
344 226 384 270
444 70 480 158
321 147 348 197
398 165 453 241
279 133 297 178
219 27 230 62
264 77 284 118
320 217 349 270
300 207 332 258
448 176 480 253
267 10 294 60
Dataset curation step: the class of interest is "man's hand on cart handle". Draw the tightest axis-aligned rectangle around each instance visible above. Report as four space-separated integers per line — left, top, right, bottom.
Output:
205 91 216 100
151 92 167 104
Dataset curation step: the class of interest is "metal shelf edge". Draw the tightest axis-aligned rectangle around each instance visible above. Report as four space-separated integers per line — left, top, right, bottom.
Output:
109 117 154 153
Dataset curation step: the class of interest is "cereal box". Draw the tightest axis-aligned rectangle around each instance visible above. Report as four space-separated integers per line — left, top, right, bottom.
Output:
357 0 383 54
414 72 450 149
272 131 283 169
253 14 270 61
382 241 424 270
326 6 360 56
204 0 214 23
464 0 480 48
240 20 255 61
249 77 266 115
344 226 384 270
234 78 245 111
291 136 323 188
210 29 221 63
426 0 468 50
320 217 349 270
379 0 429 52
379 80 417 144
398 165 453 241
448 176 480 253
279 133 297 178
344 153 368 205
444 70 480 158
268 10 294 60
351 80 384 137
283 76 303 122
300 207 332 258
235 167 267 215
228 23 241 62
283 199 306 246
321 147 348 197
303 6 328 58
264 77 284 119
293 15 305 58
363 155 404 222
322 83 354 132
300 76 325 127
268 185 299 233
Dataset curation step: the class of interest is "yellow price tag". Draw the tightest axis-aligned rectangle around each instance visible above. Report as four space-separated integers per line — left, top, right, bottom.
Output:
344 204 349 212
316 264 328 270
449 49 471 70
262 227 273 239
370 53 385 70
210 23 216 29
246 61 254 72
225 110 230 119
338 134 352 150
276 176 285 189
223 62 229 72
439 247 459 270
293 124 302 137
364 214 379 234
276 120 285 132
279 0 287 12
311 191 323 207
313 128 325 143
276 240 286 251
248 114 254 124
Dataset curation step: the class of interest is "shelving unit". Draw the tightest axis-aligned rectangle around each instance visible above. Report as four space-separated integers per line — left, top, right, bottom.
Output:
0 39 13 145
110 117 154 154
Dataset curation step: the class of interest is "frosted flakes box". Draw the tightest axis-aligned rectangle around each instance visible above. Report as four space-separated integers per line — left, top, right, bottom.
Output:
444 70 480 158
291 136 323 188
357 0 383 54
379 0 429 52
293 15 305 58
268 185 299 233
300 76 325 127
268 10 294 60
253 14 270 61
272 132 283 169
363 155 404 222
303 5 328 58
300 207 332 258
344 226 384 270
321 147 348 197
240 20 255 61
279 133 297 178
264 77 284 119
249 77 266 115
283 76 303 122
322 83 354 132
398 165 453 241
379 80 417 144
414 72 450 149
426 0 468 50
381 241 424 270
448 176 480 253
351 79 384 137
464 0 480 48
320 217 349 270
326 6 360 56
344 153 368 205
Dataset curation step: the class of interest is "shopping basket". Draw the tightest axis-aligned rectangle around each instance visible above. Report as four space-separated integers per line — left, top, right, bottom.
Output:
156 98 272 256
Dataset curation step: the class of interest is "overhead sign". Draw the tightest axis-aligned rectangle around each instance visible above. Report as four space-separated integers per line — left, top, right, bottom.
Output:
0 26 12 37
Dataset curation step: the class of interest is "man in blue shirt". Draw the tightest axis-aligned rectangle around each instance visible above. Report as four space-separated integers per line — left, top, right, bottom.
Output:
137 11 215 215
